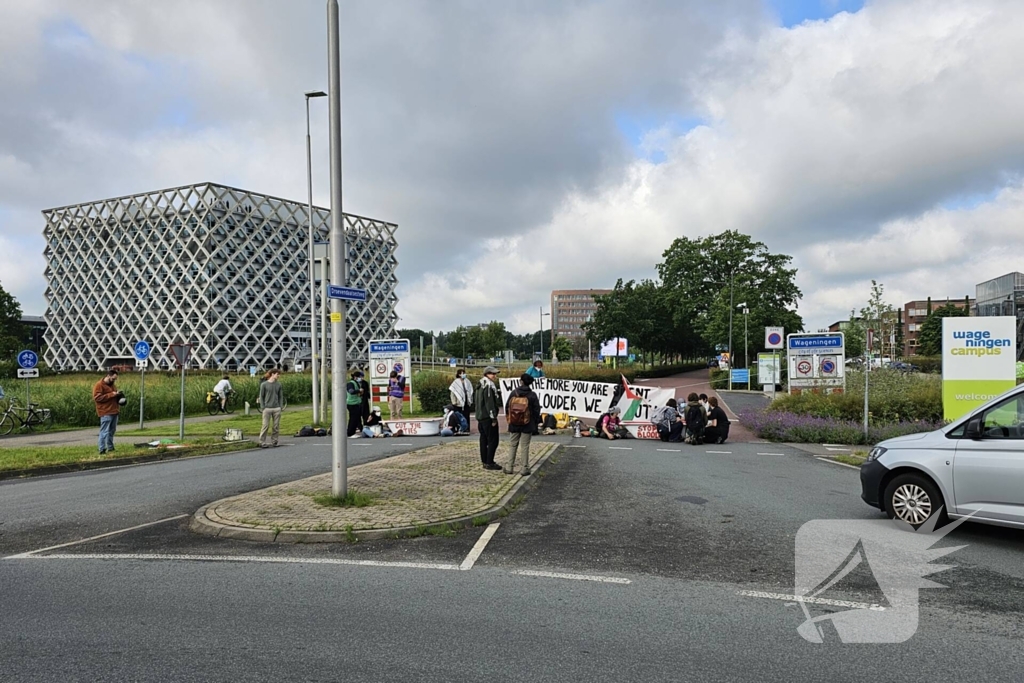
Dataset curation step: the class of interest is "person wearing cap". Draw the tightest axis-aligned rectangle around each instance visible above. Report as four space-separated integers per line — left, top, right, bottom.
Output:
346 369 365 438
597 405 623 440
474 366 502 470
504 373 542 475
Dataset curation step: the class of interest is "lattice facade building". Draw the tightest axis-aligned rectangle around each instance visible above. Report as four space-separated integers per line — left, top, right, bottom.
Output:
42 183 398 371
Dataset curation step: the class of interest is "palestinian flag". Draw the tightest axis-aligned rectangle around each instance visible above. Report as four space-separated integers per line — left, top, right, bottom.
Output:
616 374 644 421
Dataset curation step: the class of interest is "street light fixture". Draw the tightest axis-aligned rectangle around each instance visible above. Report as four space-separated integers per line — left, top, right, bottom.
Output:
540 307 551 359
737 302 749 386
304 89 327 427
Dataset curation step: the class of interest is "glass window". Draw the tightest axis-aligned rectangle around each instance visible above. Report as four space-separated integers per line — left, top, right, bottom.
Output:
980 395 1024 439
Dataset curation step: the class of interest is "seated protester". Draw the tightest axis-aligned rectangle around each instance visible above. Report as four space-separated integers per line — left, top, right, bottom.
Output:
704 396 731 444
596 406 627 440
683 392 706 445
361 407 392 438
440 404 469 436
651 398 684 443
698 393 710 419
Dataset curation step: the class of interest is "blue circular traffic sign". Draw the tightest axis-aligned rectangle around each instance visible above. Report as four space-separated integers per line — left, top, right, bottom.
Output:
767 332 783 346
134 340 151 361
17 350 38 369
393 362 404 375
821 359 836 374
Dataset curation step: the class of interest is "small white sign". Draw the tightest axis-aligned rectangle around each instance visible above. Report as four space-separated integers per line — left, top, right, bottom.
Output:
765 327 784 349
136 359 149 369
17 368 40 379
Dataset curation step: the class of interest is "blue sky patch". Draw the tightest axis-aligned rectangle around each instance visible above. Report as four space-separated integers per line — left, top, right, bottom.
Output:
766 0 864 28
615 112 705 163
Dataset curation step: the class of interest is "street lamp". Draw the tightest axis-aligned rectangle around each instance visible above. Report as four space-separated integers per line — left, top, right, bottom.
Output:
738 302 749 388
304 89 327 427
540 307 551 359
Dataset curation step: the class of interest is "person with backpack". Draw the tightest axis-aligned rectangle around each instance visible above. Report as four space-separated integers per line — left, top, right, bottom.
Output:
596 405 625 439
504 373 541 475
440 404 469 436
651 398 684 442
704 396 731 444
448 368 474 432
346 370 365 438
683 392 706 444
474 366 502 470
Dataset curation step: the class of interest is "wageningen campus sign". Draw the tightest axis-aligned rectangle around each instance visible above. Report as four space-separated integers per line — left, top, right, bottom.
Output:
942 316 1016 420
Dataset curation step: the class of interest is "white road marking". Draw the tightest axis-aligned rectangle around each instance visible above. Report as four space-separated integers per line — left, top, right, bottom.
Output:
460 523 500 571
815 457 860 470
706 450 732 454
825 447 850 452
511 569 631 585
737 590 885 611
11 553 461 570
757 452 785 456
565 445 586 448
5 514 189 559
657 449 681 452
608 447 632 450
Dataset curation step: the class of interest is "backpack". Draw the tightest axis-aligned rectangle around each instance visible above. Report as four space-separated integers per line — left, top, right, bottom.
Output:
296 425 316 437
315 428 328 437
595 413 609 433
508 394 531 426
542 413 557 430
684 404 705 431
650 406 670 427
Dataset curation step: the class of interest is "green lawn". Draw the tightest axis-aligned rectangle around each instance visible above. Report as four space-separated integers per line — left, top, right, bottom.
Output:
0 437 257 474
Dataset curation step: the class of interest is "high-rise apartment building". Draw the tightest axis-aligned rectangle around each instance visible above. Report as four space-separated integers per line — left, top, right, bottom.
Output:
550 289 611 344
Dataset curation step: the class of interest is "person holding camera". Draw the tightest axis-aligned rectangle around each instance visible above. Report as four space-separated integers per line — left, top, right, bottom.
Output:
93 369 125 455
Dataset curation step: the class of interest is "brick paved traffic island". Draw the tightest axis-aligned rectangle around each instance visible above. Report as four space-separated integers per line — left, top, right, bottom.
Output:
191 440 560 543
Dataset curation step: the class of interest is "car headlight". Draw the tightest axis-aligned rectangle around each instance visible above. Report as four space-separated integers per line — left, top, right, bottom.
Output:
866 447 886 462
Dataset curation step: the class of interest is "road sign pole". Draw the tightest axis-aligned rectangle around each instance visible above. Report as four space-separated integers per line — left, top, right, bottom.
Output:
328 0 348 498
179 363 186 441
25 377 29 407
139 366 145 430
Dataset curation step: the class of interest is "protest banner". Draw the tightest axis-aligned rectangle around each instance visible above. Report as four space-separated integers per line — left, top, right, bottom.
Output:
499 376 674 421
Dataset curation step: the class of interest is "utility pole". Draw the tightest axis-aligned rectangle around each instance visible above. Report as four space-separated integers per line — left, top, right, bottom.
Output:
727 268 735 390
327 0 347 497
304 89 326 427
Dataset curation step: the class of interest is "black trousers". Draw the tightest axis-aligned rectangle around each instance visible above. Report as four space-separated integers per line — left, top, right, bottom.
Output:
704 424 730 443
658 422 685 442
460 405 473 432
347 404 364 436
478 420 499 464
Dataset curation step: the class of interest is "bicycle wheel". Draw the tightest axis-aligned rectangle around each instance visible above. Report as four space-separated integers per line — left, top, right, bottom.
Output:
39 409 54 431
0 413 15 436
207 395 221 416
224 394 235 414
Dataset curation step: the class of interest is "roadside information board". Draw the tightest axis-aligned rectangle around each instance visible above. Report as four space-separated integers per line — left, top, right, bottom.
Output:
787 333 845 394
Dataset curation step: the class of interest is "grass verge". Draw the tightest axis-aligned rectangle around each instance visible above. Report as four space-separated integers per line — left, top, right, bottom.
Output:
0 437 257 475
311 490 377 508
833 451 868 467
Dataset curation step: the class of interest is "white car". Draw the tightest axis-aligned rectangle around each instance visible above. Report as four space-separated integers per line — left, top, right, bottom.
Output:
860 385 1024 529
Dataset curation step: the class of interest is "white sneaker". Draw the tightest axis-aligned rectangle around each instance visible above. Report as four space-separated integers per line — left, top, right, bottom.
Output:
348 434 361 439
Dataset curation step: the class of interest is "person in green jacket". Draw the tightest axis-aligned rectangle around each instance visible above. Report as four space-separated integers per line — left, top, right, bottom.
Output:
258 369 284 448
346 370 365 437
474 366 502 470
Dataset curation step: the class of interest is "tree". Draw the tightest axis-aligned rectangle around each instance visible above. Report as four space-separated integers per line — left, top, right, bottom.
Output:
844 315 865 358
550 335 572 364
480 321 507 357
0 280 24 358
658 230 803 356
917 303 968 356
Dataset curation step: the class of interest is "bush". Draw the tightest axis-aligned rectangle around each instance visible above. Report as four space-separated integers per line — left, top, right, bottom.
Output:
770 369 942 422
913 356 942 374
412 371 454 414
742 410 944 445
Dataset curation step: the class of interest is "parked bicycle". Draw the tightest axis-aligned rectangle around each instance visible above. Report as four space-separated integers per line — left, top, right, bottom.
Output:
206 389 236 415
0 397 54 436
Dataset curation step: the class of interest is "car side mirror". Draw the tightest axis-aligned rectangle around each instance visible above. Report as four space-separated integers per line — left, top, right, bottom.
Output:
964 417 982 440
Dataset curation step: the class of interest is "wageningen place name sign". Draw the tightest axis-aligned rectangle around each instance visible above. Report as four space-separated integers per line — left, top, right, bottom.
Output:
789 336 843 349
369 342 410 354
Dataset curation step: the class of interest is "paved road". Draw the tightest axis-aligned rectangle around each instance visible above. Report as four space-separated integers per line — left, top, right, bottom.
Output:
3 434 1023 681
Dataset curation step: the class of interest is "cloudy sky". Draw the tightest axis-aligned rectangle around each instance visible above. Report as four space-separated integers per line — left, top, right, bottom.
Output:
2 0 1023 336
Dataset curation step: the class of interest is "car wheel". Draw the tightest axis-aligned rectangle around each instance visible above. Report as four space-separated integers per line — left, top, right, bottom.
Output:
883 473 946 527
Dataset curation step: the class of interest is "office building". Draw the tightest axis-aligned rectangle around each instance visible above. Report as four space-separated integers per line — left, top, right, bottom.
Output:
551 289 611 344
975 272 1024 360
902 297 974 356
42 182 398 371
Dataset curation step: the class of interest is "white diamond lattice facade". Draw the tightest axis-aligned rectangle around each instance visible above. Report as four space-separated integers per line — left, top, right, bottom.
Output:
42 183 398 371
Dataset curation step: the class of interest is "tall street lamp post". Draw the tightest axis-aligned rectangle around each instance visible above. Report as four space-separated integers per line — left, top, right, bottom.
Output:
540 308 551 359
304 89 327 427
727 269 735 390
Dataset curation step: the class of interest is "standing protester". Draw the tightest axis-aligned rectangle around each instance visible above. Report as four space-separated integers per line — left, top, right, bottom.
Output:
93 369 124 454
526 360 545 379
387 370 405 419
449 369 474 431
258 369 284 448
474 366 502 470
651 398 684 443
704 396 731 444
683 392 706 445
504 373 542 475
346 370 365 437
359 370 372 426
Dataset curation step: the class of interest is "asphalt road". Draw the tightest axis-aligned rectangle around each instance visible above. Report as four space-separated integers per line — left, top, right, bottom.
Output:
3 435 1023 681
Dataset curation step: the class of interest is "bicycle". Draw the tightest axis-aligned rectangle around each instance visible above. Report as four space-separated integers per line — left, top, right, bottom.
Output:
206 389 236 415
0 397 54 436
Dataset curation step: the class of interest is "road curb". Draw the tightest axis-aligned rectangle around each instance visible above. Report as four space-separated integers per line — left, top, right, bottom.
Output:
189 443 564 543
0 441 261 481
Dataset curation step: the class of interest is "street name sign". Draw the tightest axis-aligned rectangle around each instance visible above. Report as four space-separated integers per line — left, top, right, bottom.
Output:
327 285 367 302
